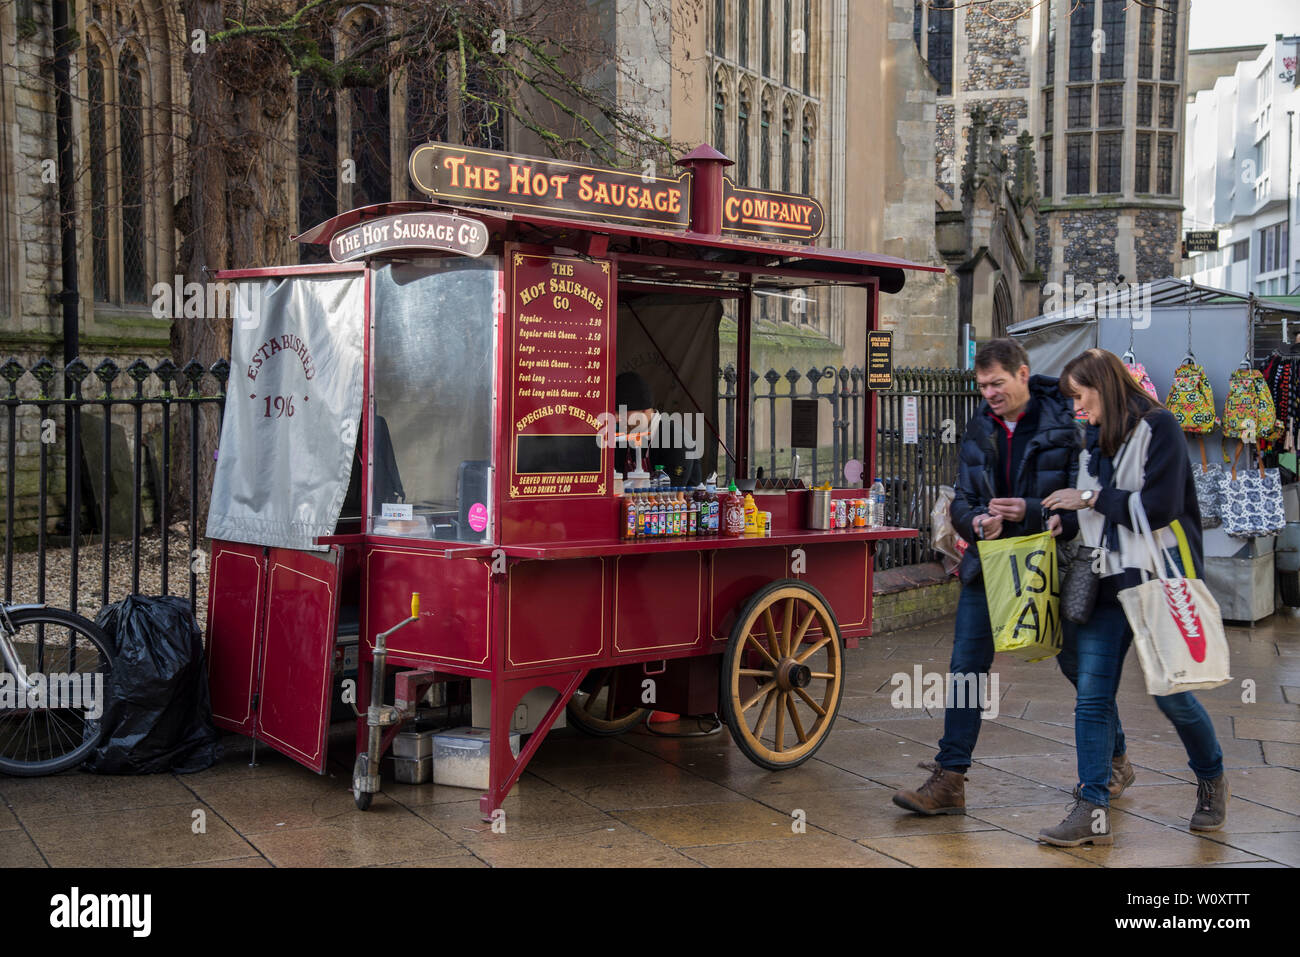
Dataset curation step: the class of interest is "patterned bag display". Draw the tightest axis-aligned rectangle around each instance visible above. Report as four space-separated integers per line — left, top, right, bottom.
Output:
1192 464 1226 529
1125 362 1159 402
1222 460 1286 538
1223 368 1277 443
1165 362 1218 434
1260 353 1297 454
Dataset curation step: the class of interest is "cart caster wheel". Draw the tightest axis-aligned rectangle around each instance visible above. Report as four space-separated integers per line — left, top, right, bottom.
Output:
720 579 845 771
566 667 649 735
352 753 375 811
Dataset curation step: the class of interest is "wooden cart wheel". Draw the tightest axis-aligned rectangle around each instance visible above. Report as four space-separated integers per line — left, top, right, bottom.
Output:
720 580 844 771
566 667 649 735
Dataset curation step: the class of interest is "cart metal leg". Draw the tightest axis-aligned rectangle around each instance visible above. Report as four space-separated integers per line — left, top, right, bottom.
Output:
479 669 588 820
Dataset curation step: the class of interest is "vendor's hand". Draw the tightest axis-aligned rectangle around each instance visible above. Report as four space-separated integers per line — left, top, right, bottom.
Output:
988 497 1026 521
1047 514 1063 537
1042 489 1089 511
976 513 1004 540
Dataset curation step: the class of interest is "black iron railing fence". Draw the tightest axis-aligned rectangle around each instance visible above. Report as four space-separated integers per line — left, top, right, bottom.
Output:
0 356 228 611
874 368 980 569
1 356 977 613
717 364 979 569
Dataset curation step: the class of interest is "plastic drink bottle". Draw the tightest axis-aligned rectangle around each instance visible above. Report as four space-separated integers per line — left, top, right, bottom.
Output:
723 481 745 537
622 492 636 539
870 478 886 527
693 484 708 535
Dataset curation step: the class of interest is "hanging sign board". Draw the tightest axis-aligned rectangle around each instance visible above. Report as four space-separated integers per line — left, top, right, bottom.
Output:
721 178 824 241
790 399 819 448
329 212 488 262
410 143 691 229
1184 230 1219 253
867 331 894 390
903 396 919 444
507 249 613 498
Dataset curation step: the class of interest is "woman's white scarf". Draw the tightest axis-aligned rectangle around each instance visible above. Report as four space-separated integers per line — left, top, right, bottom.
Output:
1075 418 1179 578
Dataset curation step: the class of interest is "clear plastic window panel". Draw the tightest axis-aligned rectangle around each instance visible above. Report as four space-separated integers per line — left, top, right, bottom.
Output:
370 258 499 542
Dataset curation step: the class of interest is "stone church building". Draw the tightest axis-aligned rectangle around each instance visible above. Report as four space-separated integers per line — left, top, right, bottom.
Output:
915 0 1189 333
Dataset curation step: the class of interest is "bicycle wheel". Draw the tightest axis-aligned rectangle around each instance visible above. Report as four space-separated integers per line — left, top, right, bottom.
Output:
0 607 113 776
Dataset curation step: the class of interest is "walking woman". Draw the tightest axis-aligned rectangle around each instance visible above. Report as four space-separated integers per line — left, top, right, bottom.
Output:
1039 349 1228 846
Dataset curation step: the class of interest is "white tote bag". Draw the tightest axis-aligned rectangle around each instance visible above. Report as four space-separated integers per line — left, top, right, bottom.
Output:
1118 496 1232 696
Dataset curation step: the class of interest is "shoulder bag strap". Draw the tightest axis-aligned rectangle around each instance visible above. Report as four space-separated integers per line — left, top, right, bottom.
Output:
1127 493 1178 583
1169 520 1196 580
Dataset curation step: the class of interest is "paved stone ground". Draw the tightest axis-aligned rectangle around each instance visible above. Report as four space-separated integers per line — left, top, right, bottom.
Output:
2 614 1297 867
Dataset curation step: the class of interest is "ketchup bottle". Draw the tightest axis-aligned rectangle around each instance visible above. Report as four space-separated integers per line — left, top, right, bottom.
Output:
723 481 746 537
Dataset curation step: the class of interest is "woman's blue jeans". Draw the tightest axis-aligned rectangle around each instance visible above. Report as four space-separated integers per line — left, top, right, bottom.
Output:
1071 596 1224 806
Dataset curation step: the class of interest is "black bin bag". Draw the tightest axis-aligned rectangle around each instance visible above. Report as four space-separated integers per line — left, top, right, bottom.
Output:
85 595 222 774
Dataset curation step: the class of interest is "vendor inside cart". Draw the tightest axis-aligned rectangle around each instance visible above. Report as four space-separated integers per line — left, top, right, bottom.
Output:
613 371 703 487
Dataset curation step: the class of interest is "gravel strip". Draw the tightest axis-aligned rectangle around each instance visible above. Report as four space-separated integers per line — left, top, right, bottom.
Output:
3 525 210 633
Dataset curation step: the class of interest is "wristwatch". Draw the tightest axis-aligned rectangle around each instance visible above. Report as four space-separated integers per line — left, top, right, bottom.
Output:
1080 489 1095 508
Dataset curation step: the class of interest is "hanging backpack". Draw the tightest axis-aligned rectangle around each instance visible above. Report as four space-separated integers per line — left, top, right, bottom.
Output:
1165 361 1218 434
1223 368 1277 444
1125 361 1159 402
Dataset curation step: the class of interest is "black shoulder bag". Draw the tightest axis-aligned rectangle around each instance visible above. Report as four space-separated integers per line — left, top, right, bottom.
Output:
1059 438 1131 625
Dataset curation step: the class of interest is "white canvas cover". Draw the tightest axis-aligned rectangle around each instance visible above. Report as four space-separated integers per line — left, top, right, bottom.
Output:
206 274 365 550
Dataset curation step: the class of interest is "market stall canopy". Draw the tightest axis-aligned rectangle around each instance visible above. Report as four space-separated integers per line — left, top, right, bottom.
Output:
1009 276 1300 376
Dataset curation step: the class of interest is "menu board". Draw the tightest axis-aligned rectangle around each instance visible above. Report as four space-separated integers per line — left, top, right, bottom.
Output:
508 249 612 498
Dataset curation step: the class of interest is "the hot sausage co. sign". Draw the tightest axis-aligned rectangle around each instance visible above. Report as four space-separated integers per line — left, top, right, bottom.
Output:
329 211 489 263
410 143 691 230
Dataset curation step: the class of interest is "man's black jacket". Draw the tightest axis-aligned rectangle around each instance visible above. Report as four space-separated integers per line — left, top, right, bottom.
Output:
950 374 1082 585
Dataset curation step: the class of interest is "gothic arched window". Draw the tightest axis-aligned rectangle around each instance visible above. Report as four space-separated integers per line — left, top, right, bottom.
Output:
760 90 773 187
738 84 752 184
714 71 728 155
117 50 147 304
801 108 814 196
87 44 110 302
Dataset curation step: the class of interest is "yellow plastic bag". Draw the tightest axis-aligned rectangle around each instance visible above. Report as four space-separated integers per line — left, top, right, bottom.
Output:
976 531 1063 662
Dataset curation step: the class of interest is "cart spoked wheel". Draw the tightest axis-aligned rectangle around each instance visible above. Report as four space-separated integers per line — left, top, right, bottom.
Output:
566 667 649 735
721 580 844 771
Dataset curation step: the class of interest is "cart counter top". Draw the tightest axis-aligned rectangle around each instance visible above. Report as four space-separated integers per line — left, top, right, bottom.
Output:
316 526 917 560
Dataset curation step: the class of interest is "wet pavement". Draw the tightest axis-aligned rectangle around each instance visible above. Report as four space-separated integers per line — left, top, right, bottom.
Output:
2 614 1297 867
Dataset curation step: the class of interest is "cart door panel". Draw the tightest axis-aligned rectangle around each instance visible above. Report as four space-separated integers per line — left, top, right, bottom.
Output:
506 559 605 668
709 548 790 640
795 541 870 631
613 553 704 653
254 547 342 772
206 541 267 736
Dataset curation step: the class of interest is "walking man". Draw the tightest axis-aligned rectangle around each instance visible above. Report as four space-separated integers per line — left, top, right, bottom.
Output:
892 338 1083 815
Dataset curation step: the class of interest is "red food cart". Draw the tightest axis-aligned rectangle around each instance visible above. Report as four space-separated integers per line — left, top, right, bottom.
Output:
203 142 941 816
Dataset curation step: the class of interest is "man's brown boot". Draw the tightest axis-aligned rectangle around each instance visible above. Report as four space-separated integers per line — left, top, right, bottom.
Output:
892 761 966 815
1108 752 1136 800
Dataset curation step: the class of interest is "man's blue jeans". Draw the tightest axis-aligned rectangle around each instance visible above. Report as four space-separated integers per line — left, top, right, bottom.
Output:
935 586 1130 773
1071 596 1224 806
935 585 994 772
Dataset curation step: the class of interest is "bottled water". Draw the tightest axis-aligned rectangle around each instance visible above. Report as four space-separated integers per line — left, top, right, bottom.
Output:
870 478 886 527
